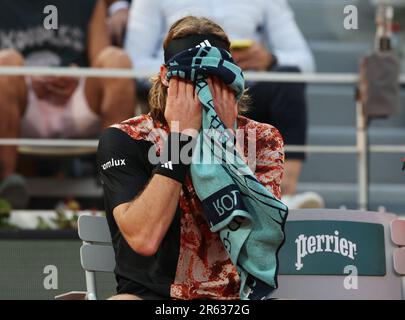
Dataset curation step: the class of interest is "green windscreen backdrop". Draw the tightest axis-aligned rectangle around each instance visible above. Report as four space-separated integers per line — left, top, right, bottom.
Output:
0 238 116 300
278 220 386 276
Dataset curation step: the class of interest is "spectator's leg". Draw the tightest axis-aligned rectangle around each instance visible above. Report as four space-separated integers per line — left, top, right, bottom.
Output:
246 66 307 197
0 49 27 179
282 160 303 195
85 47 136 128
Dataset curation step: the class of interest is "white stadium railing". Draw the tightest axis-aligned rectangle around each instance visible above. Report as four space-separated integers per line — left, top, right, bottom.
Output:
0 66 404 210
0 66 405 83
1 138 405 154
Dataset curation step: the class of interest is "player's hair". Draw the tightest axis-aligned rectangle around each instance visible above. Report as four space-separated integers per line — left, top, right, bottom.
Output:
149 16 249 124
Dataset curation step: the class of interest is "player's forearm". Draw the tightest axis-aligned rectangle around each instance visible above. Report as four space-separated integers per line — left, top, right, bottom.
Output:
117 174 182 256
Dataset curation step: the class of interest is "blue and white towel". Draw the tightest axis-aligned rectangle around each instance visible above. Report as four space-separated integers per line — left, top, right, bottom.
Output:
166 46 288 300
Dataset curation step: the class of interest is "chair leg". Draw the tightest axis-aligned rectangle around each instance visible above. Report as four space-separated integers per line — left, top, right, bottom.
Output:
85 270 97 300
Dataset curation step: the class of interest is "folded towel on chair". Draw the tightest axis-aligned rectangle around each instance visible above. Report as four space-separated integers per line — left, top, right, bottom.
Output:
166 46 288 300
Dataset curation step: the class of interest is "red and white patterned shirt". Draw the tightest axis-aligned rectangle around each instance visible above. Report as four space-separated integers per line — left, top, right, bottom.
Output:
110 114 284 299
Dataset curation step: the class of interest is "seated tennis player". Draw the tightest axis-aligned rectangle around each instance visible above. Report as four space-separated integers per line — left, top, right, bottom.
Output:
97 16 288 300
0 0 136 208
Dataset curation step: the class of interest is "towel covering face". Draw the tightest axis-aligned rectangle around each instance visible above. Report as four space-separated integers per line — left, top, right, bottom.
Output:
166 46 288 300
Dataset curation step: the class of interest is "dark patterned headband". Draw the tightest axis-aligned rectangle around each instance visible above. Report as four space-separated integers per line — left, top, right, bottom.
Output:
164 34 230 63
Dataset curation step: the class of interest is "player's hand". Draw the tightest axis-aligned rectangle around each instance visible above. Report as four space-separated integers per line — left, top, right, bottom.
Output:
164 78 201 137
207 77 238 131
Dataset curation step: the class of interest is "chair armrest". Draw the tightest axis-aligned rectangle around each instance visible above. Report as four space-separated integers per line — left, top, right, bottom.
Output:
393 248 405 275
55 291 88 300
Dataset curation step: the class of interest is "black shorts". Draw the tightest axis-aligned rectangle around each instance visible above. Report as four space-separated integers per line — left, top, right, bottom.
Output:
116 276 167 300
245 66 307 160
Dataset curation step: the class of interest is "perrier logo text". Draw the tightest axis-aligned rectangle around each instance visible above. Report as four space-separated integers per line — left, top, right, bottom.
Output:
295 231 357 271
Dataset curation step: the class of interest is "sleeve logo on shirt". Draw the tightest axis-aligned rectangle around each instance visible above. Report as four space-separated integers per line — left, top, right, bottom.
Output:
161 161 173 170
101 158 126 171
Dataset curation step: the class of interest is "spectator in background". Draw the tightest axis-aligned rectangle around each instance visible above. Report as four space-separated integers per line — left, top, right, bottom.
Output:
125 0 325 209
0 0 136 209
105 0 131 47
